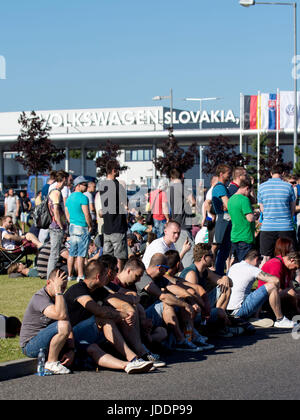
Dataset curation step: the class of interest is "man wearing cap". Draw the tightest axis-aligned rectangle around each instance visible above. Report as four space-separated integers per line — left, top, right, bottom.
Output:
65 176 93 282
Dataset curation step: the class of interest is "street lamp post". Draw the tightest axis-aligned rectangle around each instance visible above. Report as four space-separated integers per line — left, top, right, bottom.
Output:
182 96 223 181
240 0 298 168
152 88 174 131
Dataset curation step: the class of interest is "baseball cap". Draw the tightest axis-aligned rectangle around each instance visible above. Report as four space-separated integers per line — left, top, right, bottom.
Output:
73 176 88 187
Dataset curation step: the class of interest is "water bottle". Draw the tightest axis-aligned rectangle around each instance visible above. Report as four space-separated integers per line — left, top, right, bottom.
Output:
37 348 45 376
184 322 193 342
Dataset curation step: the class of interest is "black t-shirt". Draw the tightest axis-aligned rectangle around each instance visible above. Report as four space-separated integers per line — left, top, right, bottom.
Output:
135 272 170 309
98 179 128 234
167 182 193 229
64 282 109 327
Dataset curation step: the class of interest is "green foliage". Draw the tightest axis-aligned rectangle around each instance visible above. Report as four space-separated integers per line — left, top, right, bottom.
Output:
95 140 128 177
153 131 199 178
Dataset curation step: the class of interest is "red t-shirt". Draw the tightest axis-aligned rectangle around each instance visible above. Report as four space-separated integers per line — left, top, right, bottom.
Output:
257 256 291 290
149 190 168 221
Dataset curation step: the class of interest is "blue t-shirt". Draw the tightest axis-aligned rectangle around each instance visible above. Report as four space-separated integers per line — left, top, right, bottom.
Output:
130 222 147 235
212 182 230 215
66 192 89 227
257 178 296 232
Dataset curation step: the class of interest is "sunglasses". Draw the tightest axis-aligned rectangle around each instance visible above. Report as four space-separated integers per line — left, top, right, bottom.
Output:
156 264 169 270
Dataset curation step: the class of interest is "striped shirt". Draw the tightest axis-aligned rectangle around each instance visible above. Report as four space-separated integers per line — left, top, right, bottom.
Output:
257 178 295 231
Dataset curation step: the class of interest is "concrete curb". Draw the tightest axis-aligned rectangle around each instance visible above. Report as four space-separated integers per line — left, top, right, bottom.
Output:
0 358 36 381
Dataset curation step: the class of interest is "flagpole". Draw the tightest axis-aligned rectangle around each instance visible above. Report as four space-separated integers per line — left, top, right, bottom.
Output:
257 91 261 188
276 88 280 153
240 93 243 154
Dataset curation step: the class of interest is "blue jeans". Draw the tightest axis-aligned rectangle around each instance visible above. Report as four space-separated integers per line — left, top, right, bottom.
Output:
153 219 167 238
22 321 58 358
47 228 65 279
72 316 105 351
69 224 91 258
234 285 269 319
231 242 253 263
215 221 232 275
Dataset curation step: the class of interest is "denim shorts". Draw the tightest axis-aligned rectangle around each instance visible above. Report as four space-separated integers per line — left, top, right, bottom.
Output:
22 321 58 358
69 224 91 257
234 285 269 319
146 301 180 328
72 316 106 351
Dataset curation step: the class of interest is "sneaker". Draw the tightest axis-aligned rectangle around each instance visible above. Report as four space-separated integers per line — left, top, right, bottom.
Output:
77 276 85 283
44 361 71 375
192 337 215 350
142 353 166 368
193 328 209 343
274 316 296 329
175 339 203 352
125 359 153 374
67 276 76 282
250 318 275 328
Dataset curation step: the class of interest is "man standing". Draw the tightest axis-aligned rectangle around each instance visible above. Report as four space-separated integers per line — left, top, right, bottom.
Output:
4 188 20 225
47 170 69 279
258 164 296 265
211 164 232 275
84 181 97 234
65 176 92 282
98 160 128 273
167 169 196 268
228 177 255 263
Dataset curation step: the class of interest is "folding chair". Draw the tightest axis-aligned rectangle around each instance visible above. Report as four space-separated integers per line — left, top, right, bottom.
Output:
0 245 29 274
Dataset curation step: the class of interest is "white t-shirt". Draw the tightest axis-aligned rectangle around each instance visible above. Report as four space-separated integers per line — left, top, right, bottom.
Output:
227 261 261 311
49 183 71 200
5 195 19 213
142 237 176 269
202 186 214 219
1 229 16 250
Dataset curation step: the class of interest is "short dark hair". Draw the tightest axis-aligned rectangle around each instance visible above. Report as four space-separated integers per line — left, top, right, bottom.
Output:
85 260 107 278
239 177 252 189
244 249 259 261
99 254 118 270
106 160 120 175
193 243 212 262
170 168 182 180
123 257 145 272
149 253 167 268
215 164 231 177
55 170 69 183
271 164 284 175
165 250 180 269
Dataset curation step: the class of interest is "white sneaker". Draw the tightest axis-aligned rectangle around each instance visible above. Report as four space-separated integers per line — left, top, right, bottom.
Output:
44 361 71 375
125 359 153 374
274 316 296 329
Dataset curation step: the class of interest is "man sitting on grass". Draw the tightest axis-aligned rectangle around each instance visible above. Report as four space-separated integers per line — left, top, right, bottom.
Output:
20 268 74 375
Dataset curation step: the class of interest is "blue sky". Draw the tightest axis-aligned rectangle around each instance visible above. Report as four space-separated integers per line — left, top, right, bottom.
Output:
0 0 298 115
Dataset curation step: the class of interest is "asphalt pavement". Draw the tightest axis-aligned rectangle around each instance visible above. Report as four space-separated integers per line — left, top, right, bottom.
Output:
0 327 299 401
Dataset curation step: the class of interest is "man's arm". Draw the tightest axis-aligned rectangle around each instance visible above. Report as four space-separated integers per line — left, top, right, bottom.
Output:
50 190 64 229
144 281 195 316
257 271 280 287
81 204 92 232
43 272 69 321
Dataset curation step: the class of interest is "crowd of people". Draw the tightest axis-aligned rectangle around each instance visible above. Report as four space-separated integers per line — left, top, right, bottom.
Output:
2 160 300 376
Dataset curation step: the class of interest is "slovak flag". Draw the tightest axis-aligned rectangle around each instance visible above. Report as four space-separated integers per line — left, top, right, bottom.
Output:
244 93 277 130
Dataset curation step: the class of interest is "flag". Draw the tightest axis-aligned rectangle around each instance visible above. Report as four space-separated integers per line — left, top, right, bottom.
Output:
243 95 257 129
244 93 277 130
279 91 300 130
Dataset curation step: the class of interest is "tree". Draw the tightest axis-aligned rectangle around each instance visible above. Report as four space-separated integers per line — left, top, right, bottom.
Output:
95 140 128 178
246 135 292 183
203 136 250 175
153 130 199 178
12 111 65 195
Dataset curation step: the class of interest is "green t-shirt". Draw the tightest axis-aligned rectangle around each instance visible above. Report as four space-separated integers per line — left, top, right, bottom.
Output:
228 194 255 244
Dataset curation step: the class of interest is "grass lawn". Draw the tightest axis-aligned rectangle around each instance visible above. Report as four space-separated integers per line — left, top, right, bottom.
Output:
0 275 45 363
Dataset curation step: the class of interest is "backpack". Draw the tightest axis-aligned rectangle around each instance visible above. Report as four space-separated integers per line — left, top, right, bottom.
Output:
32 196 52 229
